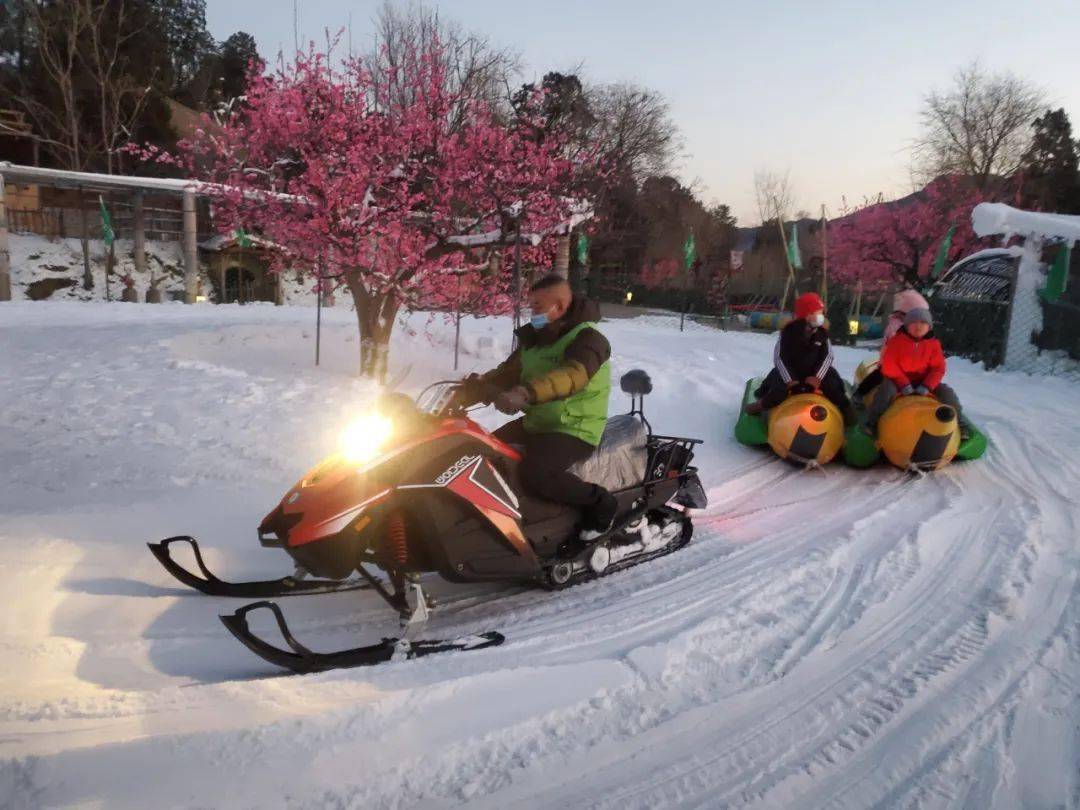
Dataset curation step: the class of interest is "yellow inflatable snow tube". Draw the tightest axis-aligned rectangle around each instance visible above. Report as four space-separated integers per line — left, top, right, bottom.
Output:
878 395 961 471
767 393 845 466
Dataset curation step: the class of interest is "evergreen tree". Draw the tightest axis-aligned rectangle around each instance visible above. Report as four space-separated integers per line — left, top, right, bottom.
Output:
1022 108 1080 213
220 32 262 102
152 0 216 95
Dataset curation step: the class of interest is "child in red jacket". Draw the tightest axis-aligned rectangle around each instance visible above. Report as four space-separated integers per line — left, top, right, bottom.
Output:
866 308 964 433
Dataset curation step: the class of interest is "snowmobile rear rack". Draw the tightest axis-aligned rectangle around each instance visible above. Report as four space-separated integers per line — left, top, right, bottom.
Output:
148 536 371 598
219 600 504 674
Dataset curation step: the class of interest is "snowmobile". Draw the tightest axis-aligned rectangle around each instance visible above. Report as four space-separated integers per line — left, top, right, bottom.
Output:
734 377 845 467
148 370 706 673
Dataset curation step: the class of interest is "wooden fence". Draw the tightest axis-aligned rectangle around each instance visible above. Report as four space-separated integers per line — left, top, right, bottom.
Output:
7 202 203 242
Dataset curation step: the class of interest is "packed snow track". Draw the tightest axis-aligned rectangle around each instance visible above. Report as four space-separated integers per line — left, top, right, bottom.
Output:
1 303 1077 809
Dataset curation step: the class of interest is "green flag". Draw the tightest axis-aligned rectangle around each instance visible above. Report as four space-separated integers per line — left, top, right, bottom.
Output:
1040 244 1070 302
234 226 252 248
787 222 802 271
575 232 589 266
683 232 696 271
931 224 957 279
98 196 114 247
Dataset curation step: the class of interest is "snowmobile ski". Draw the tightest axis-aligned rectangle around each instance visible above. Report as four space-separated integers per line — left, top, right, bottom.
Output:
219 600 504 674
148 536 371 598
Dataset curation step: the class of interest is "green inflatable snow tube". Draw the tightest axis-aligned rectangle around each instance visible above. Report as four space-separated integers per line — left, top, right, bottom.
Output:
956 423 988 461
734 377 769 447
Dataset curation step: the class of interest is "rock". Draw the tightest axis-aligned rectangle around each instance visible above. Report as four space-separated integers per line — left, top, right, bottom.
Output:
145 287 163 304
26 277 77 300
121 287 139 303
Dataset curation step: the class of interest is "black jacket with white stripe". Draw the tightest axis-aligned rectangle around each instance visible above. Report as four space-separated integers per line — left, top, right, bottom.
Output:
773 319 834 383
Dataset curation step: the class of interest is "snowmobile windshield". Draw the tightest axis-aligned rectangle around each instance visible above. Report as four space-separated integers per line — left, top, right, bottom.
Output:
415 382 460 416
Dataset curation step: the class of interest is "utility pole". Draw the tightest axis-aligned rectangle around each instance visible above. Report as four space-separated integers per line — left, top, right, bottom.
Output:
820 203 828 302
293 0 299 57
0 173 10 301
315 274 322 366
513 215 523 333
79 190 93 291
776 215 795 312
182 189 198 303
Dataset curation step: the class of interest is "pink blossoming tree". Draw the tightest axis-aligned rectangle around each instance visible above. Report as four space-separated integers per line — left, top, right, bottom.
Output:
143 41 597 379
828 176 997 290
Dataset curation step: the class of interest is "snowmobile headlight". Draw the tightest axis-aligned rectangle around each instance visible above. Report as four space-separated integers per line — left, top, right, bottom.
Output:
339 412 394 467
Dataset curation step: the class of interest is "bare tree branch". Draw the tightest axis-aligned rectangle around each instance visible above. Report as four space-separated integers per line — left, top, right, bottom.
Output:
913 61 1045 189
753 168 795 226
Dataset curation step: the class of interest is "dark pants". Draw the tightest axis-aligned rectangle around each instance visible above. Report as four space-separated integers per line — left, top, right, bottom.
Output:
756 367 852 414
854 367 883 399
494 418 602 507
866 379 963 428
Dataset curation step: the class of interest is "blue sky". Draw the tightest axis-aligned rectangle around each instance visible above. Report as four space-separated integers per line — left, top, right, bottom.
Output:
206 0 1080 224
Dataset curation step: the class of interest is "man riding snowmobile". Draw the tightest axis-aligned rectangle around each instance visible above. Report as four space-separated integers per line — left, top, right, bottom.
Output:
148 275 708 673
455 275 618 535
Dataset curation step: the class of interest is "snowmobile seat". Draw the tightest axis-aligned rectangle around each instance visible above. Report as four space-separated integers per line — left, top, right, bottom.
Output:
567 414 648 492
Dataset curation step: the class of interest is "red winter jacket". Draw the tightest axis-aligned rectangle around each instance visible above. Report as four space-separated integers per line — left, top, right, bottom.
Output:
880 328 946 390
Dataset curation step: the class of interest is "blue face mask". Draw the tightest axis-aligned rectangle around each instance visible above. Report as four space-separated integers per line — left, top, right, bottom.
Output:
530 312 550 330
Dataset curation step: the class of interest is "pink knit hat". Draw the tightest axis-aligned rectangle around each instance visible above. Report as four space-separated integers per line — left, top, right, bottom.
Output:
893 289 929 315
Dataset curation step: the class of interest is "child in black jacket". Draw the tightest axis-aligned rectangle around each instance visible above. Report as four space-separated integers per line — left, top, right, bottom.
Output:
745 292 854 422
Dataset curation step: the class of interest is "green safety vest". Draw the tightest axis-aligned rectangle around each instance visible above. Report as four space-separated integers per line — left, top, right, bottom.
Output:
520 321 611 446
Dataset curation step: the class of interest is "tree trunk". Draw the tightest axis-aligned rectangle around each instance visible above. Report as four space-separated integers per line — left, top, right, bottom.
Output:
345 272 400 381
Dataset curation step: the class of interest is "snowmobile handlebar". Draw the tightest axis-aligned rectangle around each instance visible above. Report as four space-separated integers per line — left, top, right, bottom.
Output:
415 379 490 418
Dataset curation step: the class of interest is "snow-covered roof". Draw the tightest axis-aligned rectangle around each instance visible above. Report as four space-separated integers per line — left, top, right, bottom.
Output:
935 247 1023 292
946 246 1022 270
972 203 1080 245
0 162 199 194
0 162 304 205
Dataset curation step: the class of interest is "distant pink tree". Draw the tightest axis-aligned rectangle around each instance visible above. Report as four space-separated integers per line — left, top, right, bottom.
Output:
828 176 997 289
637 257 681 288
137 41 597 379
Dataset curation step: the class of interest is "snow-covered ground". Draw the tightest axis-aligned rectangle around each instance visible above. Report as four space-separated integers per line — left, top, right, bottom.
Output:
1 302 1077 809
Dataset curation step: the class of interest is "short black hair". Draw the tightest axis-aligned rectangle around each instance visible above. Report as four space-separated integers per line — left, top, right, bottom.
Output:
529 273 569 292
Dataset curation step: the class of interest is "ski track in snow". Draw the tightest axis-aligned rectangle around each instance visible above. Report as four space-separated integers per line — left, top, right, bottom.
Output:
0 302 1077 809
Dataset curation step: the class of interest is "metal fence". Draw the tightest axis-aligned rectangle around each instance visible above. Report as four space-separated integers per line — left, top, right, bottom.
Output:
931 244 1079 380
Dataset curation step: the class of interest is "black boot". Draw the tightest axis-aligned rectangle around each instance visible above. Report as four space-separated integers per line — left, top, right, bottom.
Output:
743 399 765 416
580 486 617 540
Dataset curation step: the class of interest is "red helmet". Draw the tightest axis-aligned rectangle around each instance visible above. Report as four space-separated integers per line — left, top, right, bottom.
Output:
794 292 825 321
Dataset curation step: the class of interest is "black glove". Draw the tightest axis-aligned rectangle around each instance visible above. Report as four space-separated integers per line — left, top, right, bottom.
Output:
447 374 483 411
494 385 532 415
900 384 915 396
914 385 930 396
